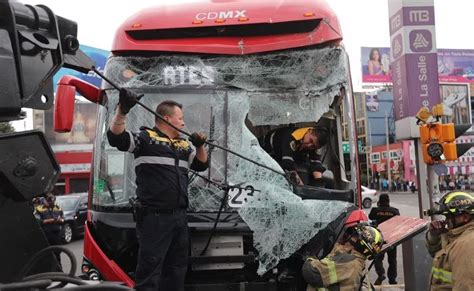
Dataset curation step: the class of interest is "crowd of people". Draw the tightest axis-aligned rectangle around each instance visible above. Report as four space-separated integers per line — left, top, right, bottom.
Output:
370 177 416 193
439 176 473 192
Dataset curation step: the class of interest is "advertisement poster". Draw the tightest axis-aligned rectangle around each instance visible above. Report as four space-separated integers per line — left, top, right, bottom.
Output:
440 84 470 125
361 47 392 83
438 49 474 83
362 47 474 84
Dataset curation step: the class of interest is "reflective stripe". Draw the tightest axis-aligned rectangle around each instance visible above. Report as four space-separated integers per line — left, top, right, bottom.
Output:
127 131 136 153
321 258 337 285
444 192 473 203
269 131 276 149
432 267 453 283
134 156 188 169
282 156 294 161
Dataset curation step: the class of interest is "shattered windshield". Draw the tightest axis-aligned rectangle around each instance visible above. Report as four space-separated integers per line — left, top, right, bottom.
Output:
94 46 353 274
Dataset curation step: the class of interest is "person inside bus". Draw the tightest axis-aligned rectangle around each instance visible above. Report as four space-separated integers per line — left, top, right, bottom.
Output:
261 126 328 186
107 89 209 291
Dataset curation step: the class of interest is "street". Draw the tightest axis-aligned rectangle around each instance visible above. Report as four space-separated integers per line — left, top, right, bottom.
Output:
63 192 424 286
61 239 83 277
365 191 425 288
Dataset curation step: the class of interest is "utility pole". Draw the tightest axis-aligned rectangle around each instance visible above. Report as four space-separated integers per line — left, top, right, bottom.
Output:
385 111 391 189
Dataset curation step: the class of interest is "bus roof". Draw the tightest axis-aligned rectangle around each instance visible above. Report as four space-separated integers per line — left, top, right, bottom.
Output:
112 0 342 55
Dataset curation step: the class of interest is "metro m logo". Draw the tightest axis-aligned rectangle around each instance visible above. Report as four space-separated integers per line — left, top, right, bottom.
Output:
409 10 430 23
196 10 247 20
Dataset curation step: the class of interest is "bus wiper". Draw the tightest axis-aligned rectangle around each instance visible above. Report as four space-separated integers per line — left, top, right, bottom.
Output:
104 177 116 202
91 67 291 185
207 108 215 187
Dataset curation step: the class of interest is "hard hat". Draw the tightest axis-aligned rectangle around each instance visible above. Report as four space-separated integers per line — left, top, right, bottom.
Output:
352 224 384 260
436 191 474 216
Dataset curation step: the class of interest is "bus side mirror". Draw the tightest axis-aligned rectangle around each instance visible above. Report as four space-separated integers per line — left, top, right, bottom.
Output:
54 75 103 132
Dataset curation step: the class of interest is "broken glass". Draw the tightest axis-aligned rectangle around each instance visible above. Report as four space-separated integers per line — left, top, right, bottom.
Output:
98 46 351 273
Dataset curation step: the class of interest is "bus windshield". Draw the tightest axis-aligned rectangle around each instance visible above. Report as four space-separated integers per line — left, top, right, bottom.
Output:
93 45 356 273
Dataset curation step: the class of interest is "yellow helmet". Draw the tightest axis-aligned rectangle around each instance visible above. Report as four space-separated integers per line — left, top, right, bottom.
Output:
436 191 474 216
353 224 384 260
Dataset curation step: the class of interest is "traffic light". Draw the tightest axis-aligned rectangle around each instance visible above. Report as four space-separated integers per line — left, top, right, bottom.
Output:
419 123 473 164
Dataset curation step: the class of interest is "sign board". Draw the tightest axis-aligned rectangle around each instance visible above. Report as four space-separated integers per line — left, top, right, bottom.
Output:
389 0 441 139
342 141 363 154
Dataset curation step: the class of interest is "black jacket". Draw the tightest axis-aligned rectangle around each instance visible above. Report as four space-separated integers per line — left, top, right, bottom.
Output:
107 127 208 210
368 205 400 226
261 127 324 173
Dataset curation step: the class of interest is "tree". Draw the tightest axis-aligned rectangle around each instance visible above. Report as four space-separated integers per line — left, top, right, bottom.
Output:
0 122 15 133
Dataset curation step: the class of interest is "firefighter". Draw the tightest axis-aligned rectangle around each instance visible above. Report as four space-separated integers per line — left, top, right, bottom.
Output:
302 223 384 290
368 193 400 285
261 127 328 185
425 191 474 290
107 91 208 291
34 193 65 264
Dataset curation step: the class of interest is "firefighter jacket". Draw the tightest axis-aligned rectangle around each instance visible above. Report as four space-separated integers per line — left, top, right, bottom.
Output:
261 127 325 173
107 127 208 210
34 204 64 233
368 205 400 226
302 245 368 291
426 220 474 290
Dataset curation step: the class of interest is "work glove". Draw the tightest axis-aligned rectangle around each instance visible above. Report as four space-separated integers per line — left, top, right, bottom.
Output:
118 88 141 115
428 220 448 236
288 170 304 185
189 132 207 147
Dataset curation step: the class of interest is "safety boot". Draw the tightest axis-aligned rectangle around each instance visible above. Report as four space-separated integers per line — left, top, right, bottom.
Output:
374 275 386 285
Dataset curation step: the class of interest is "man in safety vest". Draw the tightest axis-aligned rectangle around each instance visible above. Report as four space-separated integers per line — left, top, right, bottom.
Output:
425 191 474 290
302 223 384 290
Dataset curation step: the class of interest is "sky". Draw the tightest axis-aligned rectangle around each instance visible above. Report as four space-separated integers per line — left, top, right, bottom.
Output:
13 0 474 129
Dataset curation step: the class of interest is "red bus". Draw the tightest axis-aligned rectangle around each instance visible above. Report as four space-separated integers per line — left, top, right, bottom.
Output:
54 0 369 289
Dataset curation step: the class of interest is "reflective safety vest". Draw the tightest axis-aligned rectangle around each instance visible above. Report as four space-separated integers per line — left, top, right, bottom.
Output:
304 245 368 291
428 220 474 290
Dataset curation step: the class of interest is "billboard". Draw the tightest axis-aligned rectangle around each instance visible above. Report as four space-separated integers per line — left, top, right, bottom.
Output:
361 47 392 83
362 47 474 84
440 84 471 125
438 49 474 83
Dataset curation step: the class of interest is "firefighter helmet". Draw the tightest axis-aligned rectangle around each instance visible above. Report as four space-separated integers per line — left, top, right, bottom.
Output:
436 191 474 216
353 224 384 260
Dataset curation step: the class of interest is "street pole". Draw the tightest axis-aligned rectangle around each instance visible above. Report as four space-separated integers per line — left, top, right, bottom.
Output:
385 112 391 190
414 139 431 218
367 121 372 188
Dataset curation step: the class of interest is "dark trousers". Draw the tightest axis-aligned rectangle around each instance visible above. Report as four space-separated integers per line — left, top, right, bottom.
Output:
135 209 189 291
44 229 63 268
374 248 397 283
